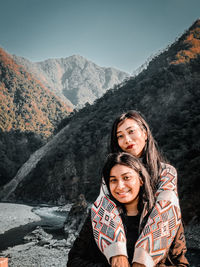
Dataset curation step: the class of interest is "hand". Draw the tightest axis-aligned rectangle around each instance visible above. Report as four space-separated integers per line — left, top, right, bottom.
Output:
132 263 146 267
111 255 130 267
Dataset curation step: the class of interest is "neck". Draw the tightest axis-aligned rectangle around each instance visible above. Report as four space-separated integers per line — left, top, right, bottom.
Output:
124 196 139 216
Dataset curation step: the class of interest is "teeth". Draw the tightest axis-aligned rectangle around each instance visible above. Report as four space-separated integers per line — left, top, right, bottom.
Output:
117 191 129 195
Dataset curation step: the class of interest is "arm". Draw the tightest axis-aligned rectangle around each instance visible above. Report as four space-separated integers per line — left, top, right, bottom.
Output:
91 185 128 263
67 212 108 267
155 221 189 266
133 164 182 267
111 255 130 267
167 221 189 266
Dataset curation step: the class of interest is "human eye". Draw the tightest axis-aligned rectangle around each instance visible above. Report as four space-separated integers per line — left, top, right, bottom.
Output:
129 129 135 134
117 134 123 139
123 176 130 181
110 178 117 183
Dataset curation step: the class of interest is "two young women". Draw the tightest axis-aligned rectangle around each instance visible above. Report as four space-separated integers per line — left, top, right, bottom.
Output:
67 110 189 267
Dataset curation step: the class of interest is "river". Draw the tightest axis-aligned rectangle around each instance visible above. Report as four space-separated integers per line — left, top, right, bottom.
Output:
0 204 71 251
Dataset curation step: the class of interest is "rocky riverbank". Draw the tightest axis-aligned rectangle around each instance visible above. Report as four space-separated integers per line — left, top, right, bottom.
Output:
0 202 71 266
0 197 87 267
0 203 41 234
1 227 69 267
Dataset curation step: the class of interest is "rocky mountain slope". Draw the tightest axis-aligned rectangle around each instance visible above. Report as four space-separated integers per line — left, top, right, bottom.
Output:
12 55 129 108
1 19 200 223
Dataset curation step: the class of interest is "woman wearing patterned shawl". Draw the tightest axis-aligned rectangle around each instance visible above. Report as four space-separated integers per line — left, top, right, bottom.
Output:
90 110 188 266
67 110 189 267
67 152 188 267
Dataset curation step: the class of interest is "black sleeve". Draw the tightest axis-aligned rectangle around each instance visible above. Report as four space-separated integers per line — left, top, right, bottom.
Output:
67 212 109 267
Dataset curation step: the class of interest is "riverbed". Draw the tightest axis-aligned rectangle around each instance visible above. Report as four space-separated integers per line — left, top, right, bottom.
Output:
0 202 71 251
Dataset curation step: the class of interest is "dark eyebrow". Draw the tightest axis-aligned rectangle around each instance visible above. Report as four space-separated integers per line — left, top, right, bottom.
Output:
126 126 133 131
117 126 135 135
122 172 132 176
109 172 132 178
116 130 122 135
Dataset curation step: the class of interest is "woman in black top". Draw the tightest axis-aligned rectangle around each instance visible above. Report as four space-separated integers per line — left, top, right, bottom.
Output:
67 152 189 267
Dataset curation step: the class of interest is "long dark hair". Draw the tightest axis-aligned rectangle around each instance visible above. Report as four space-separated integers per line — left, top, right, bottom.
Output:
110 110 166 193
102 152 155 212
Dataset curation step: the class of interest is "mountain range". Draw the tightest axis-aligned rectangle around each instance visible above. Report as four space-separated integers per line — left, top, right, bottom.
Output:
1 19 200 223
12 54 129 109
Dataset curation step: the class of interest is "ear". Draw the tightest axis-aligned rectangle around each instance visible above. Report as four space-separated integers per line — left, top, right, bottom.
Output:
143 129 147 141
140 178 143 186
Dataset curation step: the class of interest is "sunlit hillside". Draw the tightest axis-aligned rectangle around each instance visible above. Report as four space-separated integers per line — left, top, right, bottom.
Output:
0 48 72 137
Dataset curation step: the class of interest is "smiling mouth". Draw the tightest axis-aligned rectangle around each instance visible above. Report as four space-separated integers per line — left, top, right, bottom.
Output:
116 190 130 197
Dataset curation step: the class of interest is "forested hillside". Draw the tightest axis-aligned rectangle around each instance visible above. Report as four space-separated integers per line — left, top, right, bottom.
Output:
2 19 200 223
0 48 72 185
0 48 72 136
0 130 44 186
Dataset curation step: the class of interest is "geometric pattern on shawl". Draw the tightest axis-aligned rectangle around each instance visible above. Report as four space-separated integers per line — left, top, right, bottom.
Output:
135 201 181 264
134 163 182 265
91 178 126 253
91 163 181 266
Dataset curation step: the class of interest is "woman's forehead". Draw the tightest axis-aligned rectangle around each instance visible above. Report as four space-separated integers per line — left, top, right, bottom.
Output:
117 118 140 130
110 164 138 176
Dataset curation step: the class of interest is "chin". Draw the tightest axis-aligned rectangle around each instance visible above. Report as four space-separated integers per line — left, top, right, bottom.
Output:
127 150 137 156
117 198 131 204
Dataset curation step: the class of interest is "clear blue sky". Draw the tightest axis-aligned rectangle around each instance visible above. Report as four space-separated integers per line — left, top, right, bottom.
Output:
0 0 200 73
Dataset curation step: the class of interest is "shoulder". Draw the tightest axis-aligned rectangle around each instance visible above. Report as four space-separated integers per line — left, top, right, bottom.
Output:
76 210 92 236
160 162 177 176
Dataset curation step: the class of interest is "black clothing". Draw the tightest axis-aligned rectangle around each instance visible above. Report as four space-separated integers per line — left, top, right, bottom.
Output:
122 214 140 263
67 212 140 267
67 213 109 267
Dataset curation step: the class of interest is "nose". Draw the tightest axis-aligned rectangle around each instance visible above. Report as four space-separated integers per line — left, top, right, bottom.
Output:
116 180 125 190
124 134 131 144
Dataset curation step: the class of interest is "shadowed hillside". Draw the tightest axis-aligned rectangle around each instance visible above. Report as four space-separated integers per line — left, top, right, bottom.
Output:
1 19 200 223
0 129 44 186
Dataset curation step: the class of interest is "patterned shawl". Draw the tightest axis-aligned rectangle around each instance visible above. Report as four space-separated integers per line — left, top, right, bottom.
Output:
91 163 181 267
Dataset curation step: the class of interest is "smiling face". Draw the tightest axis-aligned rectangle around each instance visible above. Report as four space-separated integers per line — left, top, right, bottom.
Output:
116 118 147 157
109 164 142 209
